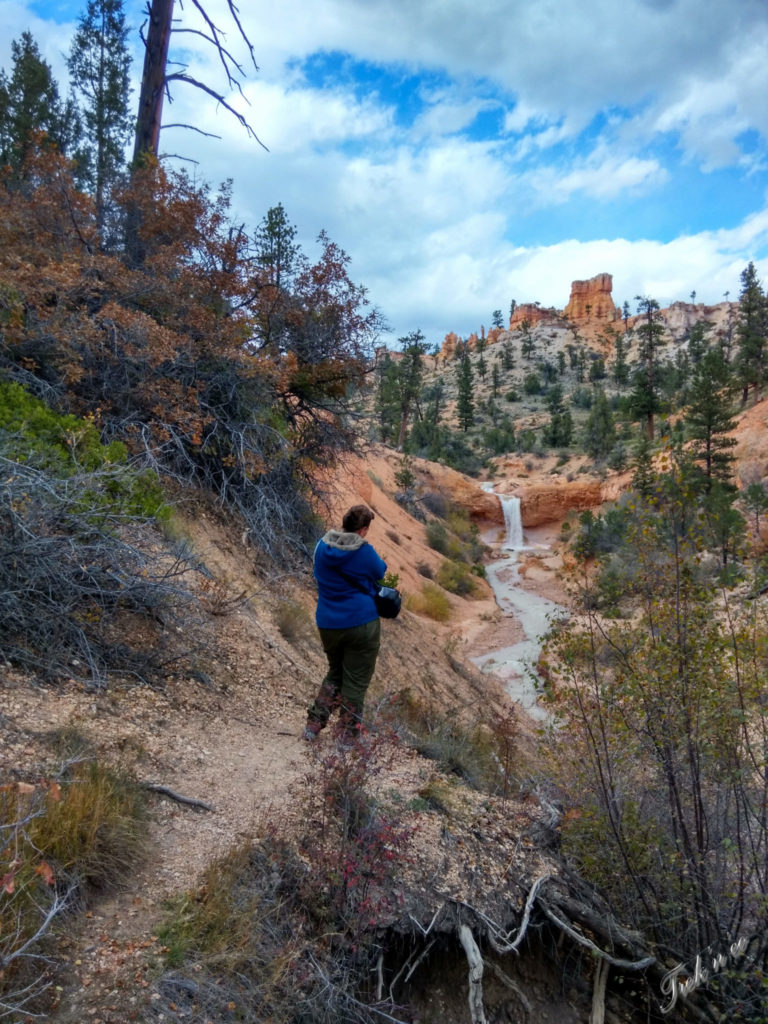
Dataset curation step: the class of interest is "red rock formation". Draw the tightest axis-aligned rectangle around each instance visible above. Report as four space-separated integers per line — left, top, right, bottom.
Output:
441 332 460 361
509 303 558 330
563 273 621 325
415 462 503 523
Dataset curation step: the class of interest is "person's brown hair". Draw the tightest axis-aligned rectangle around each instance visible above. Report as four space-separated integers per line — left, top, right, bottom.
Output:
342 505 374 533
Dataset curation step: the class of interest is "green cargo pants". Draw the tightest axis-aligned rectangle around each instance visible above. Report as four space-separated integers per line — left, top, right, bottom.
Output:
307 618 381 734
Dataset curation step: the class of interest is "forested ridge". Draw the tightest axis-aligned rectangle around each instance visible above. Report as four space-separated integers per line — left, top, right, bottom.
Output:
3 5 768 1023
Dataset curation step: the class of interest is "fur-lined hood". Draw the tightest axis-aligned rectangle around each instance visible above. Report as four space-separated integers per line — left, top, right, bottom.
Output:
320 529 367 552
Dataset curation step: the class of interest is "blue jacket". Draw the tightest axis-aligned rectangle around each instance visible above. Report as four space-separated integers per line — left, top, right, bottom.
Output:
314 529 387 630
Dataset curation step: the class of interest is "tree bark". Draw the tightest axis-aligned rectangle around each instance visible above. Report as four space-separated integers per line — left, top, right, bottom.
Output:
133 0 174 163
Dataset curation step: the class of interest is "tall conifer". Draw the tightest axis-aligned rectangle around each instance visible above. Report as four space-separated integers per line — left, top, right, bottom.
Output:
735 261 767 406
68 0 132 236
0 32 80 170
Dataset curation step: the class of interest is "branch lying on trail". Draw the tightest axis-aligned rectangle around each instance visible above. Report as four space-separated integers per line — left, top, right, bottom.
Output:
142 783 214 812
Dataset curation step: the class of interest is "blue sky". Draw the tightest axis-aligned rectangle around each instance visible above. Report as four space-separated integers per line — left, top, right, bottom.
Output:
3 0 768 343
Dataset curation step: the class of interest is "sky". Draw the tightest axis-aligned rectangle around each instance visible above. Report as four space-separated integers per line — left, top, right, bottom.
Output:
3 0 768 346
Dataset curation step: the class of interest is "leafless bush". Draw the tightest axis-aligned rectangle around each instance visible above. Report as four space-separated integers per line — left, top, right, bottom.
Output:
419 490 448 519
0 456 197 687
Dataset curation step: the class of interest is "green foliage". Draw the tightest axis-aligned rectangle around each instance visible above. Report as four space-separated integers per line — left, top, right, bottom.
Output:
407 581 451 620
572 506 628 561
436 558 477 596
548 530 768 1021
482 417 515 454
67 0 132 235
391 691 519 796
425 519 449 554
523 372 542 395
456 354 474 431
582 389 615 459
570 385 593 409
629 295 667 440
685 346 737 489
394 452 415 491
736 261 768 404
0 378 167 520
0 31 82 173
744 480 768 535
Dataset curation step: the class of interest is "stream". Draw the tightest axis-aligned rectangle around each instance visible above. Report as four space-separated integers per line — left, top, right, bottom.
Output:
471 490 567 722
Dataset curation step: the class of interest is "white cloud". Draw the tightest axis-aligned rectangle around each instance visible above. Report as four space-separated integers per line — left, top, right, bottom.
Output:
537 154 668 203
2 0 768 346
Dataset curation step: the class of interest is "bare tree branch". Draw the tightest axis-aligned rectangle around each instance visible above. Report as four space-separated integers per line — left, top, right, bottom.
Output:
164 72 267 149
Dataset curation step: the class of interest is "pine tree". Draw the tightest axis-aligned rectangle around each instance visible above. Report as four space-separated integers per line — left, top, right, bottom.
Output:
583 389 616 459
735 261 767 406
0 32 80 171
394 329 428 449
67 0 132 237
251 204 306 354
630 296 666 440
374 353 401 445
456 355 474 431
253 202 302 290
613 333 630 387
631 436 655 500
685 346 737 493
687 319 712 366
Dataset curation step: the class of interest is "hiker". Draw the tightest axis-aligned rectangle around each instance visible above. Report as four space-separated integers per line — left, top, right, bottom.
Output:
304 504 386 743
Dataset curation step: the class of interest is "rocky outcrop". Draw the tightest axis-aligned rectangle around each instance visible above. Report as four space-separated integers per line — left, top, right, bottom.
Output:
563 273 621 325
441 332 460 361
514 482 604 527
509 303 559 330
415 461 503 523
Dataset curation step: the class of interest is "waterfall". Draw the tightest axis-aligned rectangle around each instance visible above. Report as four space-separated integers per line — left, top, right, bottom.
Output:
500 495 524 550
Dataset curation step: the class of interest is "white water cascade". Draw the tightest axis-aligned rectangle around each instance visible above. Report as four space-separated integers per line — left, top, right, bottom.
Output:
500 495 524 550
475 483 565 722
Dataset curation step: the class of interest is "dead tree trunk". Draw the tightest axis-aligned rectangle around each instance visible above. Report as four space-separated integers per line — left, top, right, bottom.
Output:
133 0 174 164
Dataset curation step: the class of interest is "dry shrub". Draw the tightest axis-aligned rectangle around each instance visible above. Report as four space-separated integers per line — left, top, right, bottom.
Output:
29 762 147 894
0 761 147 1018
416 562 434 579
155 737 414 1024
406 582 451 621
386 690 520 796
273 598 313 641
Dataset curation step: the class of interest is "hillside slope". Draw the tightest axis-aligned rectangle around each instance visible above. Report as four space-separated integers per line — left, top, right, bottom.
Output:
2 448 581 1024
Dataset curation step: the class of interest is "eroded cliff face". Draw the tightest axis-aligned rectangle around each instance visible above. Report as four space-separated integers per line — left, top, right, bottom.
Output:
508 303 559 330
410 452 629 529
562 272 621 325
